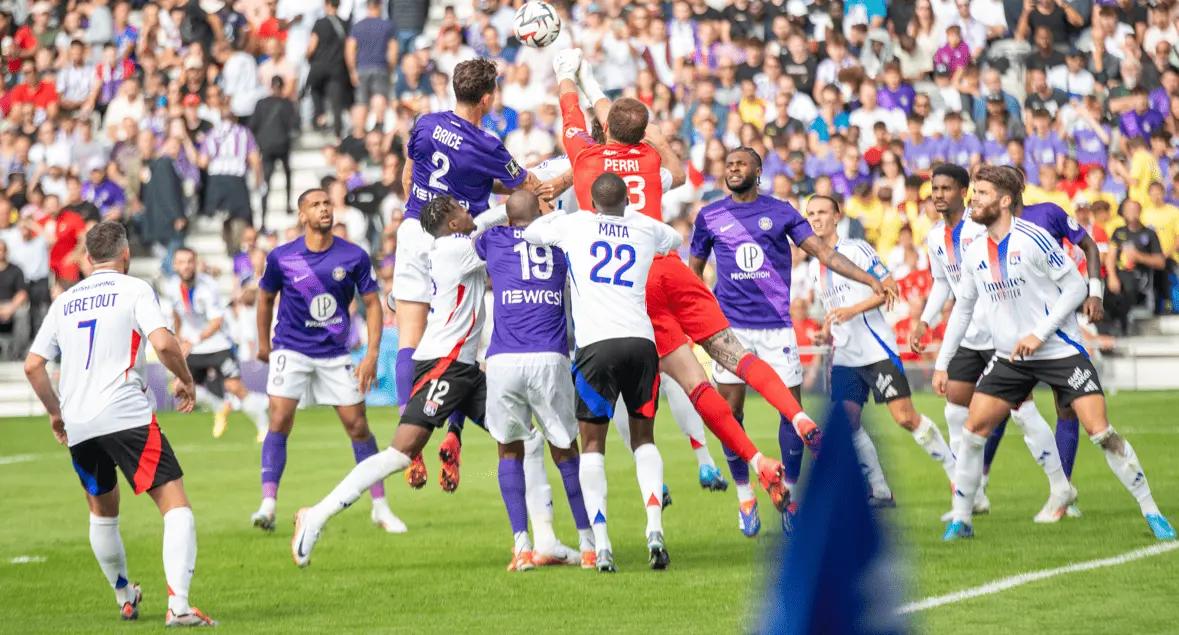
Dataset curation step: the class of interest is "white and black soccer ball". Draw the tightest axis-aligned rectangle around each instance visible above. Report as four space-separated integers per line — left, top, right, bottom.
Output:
513 1 561 48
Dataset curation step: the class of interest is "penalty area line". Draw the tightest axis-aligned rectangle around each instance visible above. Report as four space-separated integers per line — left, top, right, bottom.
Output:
900 541 1179 614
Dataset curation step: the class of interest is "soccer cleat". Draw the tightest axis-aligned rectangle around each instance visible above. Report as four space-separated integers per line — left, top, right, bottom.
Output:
1066 503 1083 518
973 489 991 514
212 402 232 438
438 432 462 493
1033 485 1078 524
506 549 536 572
795 415 822 456
580 550 597 569
595 549 616 573
251 509 275 532
1145 514 1177 541
406 453 427 489
868 494 897 509
291 508 320 568
698 464 729 491
532 542 580 567
738 499 761 538
781 501 799 538
942 520 974 542
661 484 673 509
756 457 790 511
120 583 142 621
370 503 408 534
165 607 217 627
647 531 670 570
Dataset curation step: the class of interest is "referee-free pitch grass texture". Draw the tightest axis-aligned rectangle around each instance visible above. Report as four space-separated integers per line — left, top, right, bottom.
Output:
1 391 1177 633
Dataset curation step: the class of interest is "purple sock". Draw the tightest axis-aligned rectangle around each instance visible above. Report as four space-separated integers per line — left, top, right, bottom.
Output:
1055 417 1080 480
779 416 804 485
557 458 590 530
395 348 415 408
352 437 385 499
446 410 465 439
260 431 288 499
722 414 751 485
983 417 1008 475
497 458 529 535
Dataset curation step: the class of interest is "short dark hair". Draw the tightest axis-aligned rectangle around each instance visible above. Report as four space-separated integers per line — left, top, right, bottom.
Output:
85 221 129 262
729 146 763 169
591 173 627 213
297 188 327 209
271 75 284 91
932 163 970 188
809 194 843 215
452 58 498 105
421 195 458 236
975 165 1024 208
174 246 196 258
606 98 649 145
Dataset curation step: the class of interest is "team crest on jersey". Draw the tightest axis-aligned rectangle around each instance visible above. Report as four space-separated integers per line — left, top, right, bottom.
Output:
758 217 773 231
506 160 522 178
1067 216 1080 231
423 400 439 416
1008 251 1021 265
332 266 346 281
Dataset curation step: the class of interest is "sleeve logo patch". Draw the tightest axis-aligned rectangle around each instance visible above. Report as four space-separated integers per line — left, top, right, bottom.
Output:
506 160 522 178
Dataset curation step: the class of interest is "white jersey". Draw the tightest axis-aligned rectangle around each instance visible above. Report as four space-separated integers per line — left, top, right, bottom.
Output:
808 239 899 368
161 273 233 355
413 234 487 365
29 270 170 446
523 210 681 348
943 217 1088 363
923 215 993 351
530 155 673 213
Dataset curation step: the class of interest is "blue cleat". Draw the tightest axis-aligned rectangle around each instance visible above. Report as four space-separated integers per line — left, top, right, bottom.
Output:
698 464 729 492
661 484 672 509
738 499 761 537
942 520 974 542
781 501 798 538
1146 514 1176 541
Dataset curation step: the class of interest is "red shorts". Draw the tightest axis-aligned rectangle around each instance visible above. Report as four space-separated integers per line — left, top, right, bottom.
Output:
645 255 731 357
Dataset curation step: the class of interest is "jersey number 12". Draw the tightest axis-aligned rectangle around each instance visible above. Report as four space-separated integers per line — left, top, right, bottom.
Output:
589 241 636 287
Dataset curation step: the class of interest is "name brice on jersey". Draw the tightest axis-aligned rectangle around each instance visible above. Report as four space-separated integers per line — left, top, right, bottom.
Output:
410 123 521 208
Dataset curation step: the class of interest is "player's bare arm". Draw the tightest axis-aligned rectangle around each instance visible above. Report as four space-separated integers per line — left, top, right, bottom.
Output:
149 327 197 414
800 235 898 308
643 124 685 188
688 255 707 279
1078 233 1104 322
826 278 891 325
24 352 65 444
256 288 277 363
355 291 382 394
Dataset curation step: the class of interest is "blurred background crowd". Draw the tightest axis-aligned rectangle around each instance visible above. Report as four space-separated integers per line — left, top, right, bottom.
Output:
0 0 1177 376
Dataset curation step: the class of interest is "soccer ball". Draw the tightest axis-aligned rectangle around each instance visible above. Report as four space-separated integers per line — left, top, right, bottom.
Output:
514 1 561 48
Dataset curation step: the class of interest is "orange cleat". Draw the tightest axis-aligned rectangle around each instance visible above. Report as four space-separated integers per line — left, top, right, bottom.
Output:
793 414 822 456
756 455 791 512
506 549 535 572
406 453 427 489
580 550 597 569
438 432 462 493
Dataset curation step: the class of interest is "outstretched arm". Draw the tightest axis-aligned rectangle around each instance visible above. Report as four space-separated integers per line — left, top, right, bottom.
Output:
800 235 898 307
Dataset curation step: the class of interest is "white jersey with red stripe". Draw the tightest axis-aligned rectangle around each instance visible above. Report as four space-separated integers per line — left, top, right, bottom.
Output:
807 239 899 368
925 215 993 350
413 234 487 365
160 273 233 354
29 270 170 447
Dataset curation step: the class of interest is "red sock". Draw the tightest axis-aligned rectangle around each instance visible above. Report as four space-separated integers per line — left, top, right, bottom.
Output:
735 354 803 422
688 382 758 462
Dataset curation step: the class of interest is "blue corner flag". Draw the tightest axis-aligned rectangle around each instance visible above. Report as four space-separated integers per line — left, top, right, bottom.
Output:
759 405 908 635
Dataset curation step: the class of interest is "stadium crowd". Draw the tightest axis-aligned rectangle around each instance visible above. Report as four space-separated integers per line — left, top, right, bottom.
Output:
1 0 1178 365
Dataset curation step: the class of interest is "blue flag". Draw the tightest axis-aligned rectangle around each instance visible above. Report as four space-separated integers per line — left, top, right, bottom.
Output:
759 405 908 634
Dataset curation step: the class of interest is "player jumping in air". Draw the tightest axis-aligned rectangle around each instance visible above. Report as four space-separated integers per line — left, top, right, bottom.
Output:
164 248 269 442
938 166 1174 542
25 221 216 626
253 188 405 534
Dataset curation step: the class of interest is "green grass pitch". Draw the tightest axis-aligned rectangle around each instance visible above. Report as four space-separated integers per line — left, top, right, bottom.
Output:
1 391 1177 633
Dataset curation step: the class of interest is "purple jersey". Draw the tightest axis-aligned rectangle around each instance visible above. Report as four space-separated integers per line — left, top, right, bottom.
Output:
259 237 378 358
1020 202 1088 247
982 139 1010 165
1024 132 1067 185
940 134 982 166
1119 109 1165 142
904 137 944 172
475 225 568 356
1072 125 1108 167
405 111 526 220
82 179 126 216
691 195 814 329
878 84 916 113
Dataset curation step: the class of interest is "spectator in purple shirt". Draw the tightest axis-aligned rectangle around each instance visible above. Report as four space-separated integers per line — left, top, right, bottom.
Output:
1150 69 1177 117
1023 108 1067 185
902 114 943 175
1119 87 1166 142
830 146 871 200
877 63 916 114
806 133 846 178
938 111 982 168
981 115 1012 166
933 25 971 75
81 159 126 220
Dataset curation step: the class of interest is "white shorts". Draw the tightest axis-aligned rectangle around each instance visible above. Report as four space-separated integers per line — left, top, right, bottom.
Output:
712 327 803 388
391 218 433 304
485 352 577 449
266 350 363 406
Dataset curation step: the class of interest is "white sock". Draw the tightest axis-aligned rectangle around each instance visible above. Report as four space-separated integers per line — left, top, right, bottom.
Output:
242 393 269 432
89 515 131 606
162 507 197 615
912 415 956 484
735 483 755 504
1011 400 1070 494
258 496 276 517
577 528 594 553
944 402 968 457
310 449 411 526
663 376 714 467
951 431 988 523
610 397 632 455
851 427 892 500
633 443 664 536
1091 427 1160 516
194 385 223 412
522 431 557 553
513 531 532 553
579 452 611 552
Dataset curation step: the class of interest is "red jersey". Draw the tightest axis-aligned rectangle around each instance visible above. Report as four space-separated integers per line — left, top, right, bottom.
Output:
38 211 86 283
560 92 664 220
9 81 59 111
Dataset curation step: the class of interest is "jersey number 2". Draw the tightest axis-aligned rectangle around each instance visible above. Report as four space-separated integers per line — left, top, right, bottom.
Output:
589 241 636 287
77 319 97 369
428 151 450 191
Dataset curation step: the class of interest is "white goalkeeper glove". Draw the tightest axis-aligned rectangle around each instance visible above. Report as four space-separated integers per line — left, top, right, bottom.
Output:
553 48 583 84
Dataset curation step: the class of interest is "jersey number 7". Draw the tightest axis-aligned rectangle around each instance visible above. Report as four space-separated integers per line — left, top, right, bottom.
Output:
589 241 636 287
78 319 97 370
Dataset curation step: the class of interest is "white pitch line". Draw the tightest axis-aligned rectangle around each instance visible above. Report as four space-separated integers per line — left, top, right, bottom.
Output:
0 454 37 466
900 541 1179 614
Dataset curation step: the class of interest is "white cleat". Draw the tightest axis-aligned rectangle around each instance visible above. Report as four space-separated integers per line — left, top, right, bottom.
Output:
1034 486 1078 524
940 491 993 522
251 509 275 532
291 508 321 568
531 541 581 566
370 502 407 534
1065 503 1083 518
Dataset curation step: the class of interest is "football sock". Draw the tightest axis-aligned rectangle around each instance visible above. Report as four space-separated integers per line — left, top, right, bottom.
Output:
498 458 530 546
1056 416 1080 480
445 411 465 439
579 452 611 552
688 382 758 462
952 430 988 523
1011 400 1069 493
311 448 412 525
351 437 386 500
912 415 956 483
734 354 804 423
193 385 223 412
633 443 665 536
851 427 892 500
260 431 288 501
779 416 804 484
1091 427 1160 516
721 413 750 485
89 514 131 606
242 393 269 433
557 458 590 530
664 377 713 467
944 402 968 457
982 417 1007 474
162 507 197 616
522 434 558 552
395 348 415 409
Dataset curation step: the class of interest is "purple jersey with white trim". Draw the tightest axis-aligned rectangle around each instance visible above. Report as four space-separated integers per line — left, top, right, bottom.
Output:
259 237 378 358
1020 202 1088 247
691 195 814 329
475 225 568 356
405 111 526 219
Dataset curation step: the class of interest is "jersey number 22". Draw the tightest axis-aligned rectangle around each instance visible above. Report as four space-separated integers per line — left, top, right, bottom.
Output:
589 241 636 287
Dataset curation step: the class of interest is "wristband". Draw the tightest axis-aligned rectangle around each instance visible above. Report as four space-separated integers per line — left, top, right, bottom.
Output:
1088 278 1103 299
